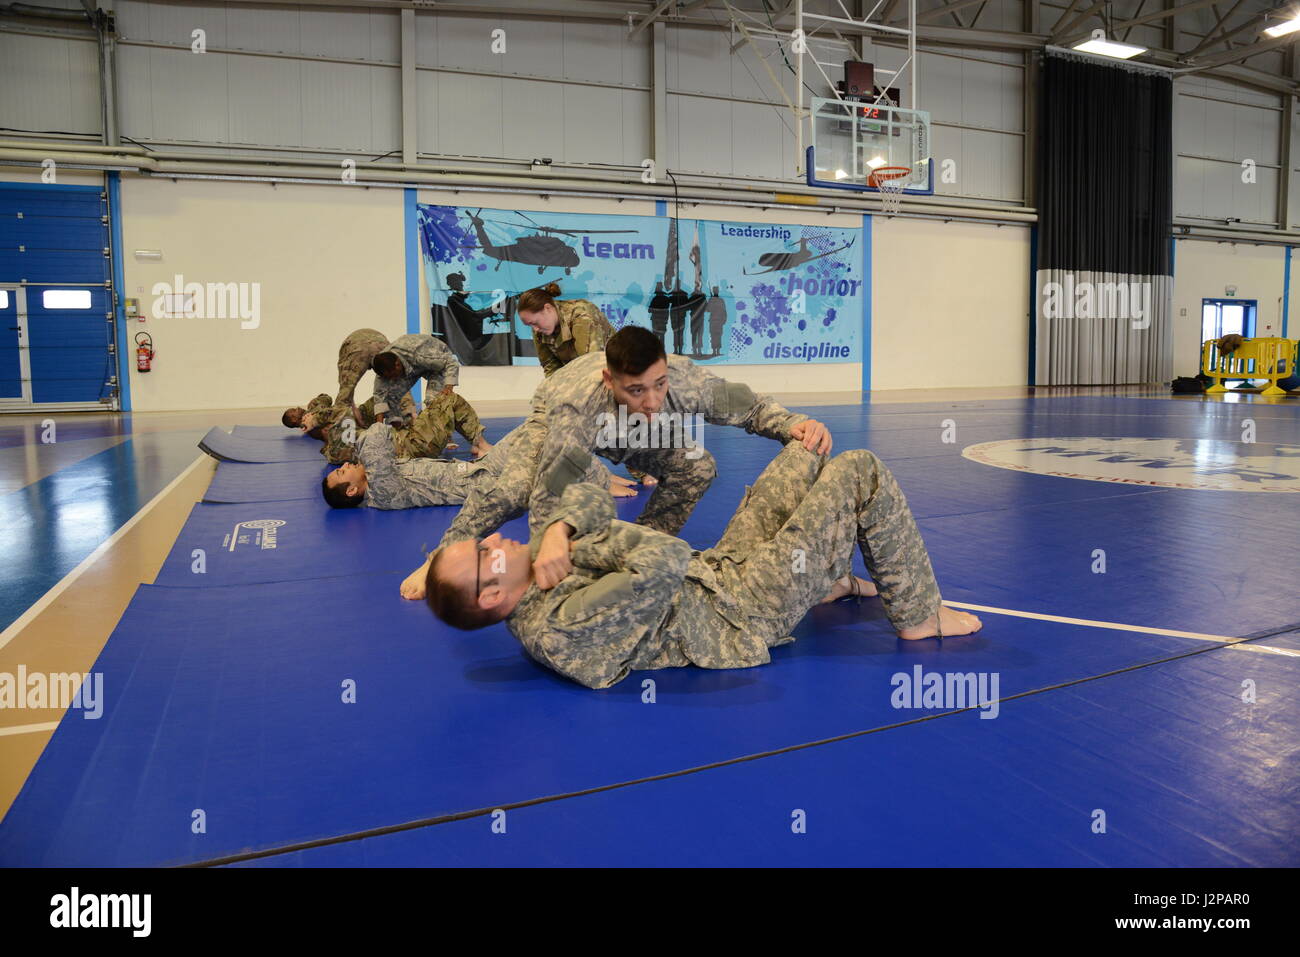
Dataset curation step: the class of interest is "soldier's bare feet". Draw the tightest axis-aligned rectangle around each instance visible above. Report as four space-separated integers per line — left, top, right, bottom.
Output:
642 474 659 486
608 479 637 498
400 565 428 600
819 574 878 603
897 606 982 639
471 436 493 459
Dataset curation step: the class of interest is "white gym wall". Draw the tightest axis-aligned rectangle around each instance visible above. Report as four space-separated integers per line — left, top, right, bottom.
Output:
1 0 1297 410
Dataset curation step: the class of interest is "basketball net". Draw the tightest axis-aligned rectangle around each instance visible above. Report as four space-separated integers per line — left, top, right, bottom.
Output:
868 167 912 214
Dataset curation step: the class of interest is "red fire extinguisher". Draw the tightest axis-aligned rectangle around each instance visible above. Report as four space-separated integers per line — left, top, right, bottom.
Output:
135 331 154 373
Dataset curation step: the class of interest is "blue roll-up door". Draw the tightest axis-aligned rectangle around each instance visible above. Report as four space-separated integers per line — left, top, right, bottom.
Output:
0 182 115 409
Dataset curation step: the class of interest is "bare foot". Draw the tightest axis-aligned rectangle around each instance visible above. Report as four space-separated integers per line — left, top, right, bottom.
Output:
897 605 982 640
608 479 637 498
610 474 637 488
400 565 428 601
471 436 493 459
642 474 659 487
820 574 878 603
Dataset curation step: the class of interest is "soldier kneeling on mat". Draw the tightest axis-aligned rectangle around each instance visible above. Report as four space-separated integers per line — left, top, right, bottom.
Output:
422 441 982 689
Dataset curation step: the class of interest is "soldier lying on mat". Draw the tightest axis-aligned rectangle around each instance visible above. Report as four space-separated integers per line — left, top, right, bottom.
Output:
323 421 621 512
314 392 489 466
281 392 335 431
421 441 981 689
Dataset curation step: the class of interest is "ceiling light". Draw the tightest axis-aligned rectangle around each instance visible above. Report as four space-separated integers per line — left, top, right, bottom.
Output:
1073 29 1146 59
1264 17 1300 38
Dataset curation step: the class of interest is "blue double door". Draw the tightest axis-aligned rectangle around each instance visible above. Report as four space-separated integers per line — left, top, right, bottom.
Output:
0 182 116 409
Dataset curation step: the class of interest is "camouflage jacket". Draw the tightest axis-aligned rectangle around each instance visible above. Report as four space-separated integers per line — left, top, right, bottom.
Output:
506 483 771 689
373 334 460 423
534 299 614 377
358 423 515 510
304 393 334 420
529 350 809 514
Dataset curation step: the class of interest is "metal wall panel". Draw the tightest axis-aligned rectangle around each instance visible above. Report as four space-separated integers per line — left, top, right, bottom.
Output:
227 54 302 147
0 32 101 137
561 84 627 167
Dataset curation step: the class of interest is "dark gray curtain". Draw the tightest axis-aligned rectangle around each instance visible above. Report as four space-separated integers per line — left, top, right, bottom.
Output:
1035 52 1173 385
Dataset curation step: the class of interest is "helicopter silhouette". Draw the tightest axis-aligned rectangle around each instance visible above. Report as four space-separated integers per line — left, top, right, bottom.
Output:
462 209 637 275
744 235 857 275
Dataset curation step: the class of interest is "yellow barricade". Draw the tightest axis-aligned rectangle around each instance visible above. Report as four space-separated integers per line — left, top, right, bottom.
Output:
1200 337 1297 397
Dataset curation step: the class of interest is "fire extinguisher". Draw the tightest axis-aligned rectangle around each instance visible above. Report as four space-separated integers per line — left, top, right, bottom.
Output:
135 331 154 373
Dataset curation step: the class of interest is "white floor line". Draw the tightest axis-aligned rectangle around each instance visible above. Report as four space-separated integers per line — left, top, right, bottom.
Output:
1228 643 1300 658
0 721 60 738
0 454 210 653
942 601 1297 656
941 601 1237 643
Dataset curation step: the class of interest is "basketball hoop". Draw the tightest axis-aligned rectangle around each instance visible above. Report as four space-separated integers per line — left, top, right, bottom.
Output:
868 166 912 214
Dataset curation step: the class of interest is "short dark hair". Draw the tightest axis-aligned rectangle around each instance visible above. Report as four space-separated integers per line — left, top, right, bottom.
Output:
372 352 402 378
321 475 364 509
425 547 507 630
606 325 666 377
282 408 304 428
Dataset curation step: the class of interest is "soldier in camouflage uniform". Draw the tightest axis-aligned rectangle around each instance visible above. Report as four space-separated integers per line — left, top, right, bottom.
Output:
526 330 831 537
518 293 615 377
426 442 981 689
322 422 519 510
371 333 461 425
281 392 334 430
335 328 391 406
319 391 485 465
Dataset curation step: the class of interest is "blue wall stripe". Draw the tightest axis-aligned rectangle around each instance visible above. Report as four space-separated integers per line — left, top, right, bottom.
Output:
404 188 420 405
109 172 131 412
655 200 667 217
1283 246 1292 339
861 213 871 393
1027 227 1038 386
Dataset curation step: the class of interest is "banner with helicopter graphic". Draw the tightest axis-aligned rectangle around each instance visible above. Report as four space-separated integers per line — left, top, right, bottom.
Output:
417 203 862 366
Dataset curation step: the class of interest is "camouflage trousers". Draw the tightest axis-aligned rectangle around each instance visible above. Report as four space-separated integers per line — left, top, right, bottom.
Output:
704 441 942 640
441 418 611 547
620 446 716 536
335 329 390 406
319 393 423 464
393 392 484 458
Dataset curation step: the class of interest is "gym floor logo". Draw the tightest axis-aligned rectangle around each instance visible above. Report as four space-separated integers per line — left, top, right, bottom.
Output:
223 519 287 551
962 437 1300 492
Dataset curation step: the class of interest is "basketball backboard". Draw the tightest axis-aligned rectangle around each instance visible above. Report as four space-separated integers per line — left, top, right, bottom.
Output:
807 96 933 196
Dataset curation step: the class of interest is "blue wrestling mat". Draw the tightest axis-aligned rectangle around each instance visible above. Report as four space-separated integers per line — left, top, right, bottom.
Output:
234 632 1300 867
204 461 332 504
199 427 325 463
232 425 309 440
0 570 1256 866
3 398 1298 867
